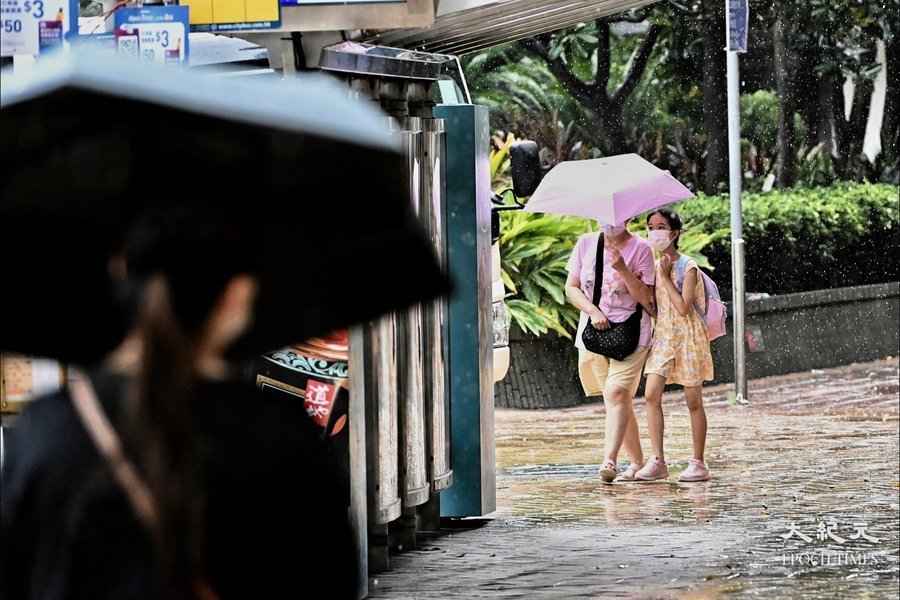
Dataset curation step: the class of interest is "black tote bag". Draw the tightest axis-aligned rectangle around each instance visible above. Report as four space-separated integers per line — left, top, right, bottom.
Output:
580 234 643 362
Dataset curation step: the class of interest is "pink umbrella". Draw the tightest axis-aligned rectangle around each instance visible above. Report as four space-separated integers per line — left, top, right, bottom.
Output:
523 154 694 225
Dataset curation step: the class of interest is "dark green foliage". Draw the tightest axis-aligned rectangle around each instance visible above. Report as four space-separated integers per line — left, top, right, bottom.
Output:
679 183 900 295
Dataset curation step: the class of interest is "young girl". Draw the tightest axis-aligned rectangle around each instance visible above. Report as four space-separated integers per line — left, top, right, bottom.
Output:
636 209 714 482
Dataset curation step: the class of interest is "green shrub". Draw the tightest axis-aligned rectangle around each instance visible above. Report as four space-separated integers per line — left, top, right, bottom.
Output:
679 182 900 295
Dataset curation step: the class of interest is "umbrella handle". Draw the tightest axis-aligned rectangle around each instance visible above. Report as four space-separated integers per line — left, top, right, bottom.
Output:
491 189 525 210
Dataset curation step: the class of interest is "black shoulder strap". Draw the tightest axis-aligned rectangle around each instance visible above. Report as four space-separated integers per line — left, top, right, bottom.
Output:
591 233 604 307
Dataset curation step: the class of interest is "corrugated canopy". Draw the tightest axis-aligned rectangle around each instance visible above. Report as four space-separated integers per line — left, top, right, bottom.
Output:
365 0 660 55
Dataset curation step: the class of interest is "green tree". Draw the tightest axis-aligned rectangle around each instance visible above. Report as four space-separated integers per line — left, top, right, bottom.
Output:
516 12 663 155
464 44 600 164
772 0 900 184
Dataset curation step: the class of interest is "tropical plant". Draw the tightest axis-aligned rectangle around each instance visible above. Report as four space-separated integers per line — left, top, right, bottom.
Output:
796 143 839 188
490 131 515 190
500 210 593 338
469 53 597 159
490 140 593 338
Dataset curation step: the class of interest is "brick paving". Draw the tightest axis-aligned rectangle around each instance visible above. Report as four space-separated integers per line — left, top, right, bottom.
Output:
368 359 900 599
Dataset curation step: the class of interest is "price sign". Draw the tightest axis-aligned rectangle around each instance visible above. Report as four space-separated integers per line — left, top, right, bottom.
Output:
113 6 190 64
1 0 77 57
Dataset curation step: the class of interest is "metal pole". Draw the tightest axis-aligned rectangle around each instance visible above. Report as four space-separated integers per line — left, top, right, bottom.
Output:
726 50 748 404
348 325 369 600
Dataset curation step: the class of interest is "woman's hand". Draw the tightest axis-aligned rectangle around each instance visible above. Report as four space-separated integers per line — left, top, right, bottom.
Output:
589 308 610 330
658 254 673 276
609 246 627 272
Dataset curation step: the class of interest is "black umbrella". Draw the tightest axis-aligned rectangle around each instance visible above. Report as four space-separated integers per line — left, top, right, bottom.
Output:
1 50 448 363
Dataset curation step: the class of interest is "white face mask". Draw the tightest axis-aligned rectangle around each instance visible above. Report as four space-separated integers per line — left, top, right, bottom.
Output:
648 229 674 251
601 223 627 237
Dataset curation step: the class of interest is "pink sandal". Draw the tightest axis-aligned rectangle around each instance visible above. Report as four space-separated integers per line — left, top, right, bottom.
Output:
599 460 617 483
678 458 711 482
635 457 669 481
614 461 644 482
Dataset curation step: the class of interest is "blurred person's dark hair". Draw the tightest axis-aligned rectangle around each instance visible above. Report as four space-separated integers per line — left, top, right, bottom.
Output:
120 211 260 597
118 208 358 599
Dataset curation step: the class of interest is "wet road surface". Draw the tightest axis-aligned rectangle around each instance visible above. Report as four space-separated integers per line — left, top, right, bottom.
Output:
368 359 899 599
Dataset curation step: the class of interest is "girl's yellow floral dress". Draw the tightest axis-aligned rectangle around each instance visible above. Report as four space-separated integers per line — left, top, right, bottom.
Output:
644 256 714 386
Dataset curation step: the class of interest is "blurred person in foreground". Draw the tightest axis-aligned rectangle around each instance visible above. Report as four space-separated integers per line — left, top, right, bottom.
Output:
1 215 358 600
2 49 452 600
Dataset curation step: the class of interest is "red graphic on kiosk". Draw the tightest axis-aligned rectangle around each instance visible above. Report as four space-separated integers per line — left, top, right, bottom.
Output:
305 379 336 428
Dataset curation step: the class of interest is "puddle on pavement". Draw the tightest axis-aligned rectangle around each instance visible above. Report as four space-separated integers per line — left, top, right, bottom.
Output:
495 401 900 598
370 364 899 599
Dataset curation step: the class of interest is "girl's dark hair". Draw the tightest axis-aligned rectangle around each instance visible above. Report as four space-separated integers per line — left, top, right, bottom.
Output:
647 208 683 249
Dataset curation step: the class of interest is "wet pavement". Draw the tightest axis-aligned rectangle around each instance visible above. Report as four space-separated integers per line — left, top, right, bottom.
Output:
368 359 900 599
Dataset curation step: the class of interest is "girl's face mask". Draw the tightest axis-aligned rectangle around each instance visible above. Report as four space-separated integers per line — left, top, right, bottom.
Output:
648 229 675 251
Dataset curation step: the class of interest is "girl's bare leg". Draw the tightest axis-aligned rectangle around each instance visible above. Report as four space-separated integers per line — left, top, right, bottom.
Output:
644 374 667 461
683 385 707 462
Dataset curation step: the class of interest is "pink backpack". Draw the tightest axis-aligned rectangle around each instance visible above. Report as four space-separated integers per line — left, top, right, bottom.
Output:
674 255 727 342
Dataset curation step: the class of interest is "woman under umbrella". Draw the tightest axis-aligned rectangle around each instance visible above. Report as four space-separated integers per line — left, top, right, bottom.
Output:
1 52 448 600
2 212 346 599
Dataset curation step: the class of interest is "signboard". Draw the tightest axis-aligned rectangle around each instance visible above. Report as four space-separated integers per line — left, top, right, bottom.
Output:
180 0 279 32
1 0 78 57
725 0 749 53
745 324 765 352
0 354 65 413
281 0 401 4
73 30 115 54
114 6 190 63
256 332 350 439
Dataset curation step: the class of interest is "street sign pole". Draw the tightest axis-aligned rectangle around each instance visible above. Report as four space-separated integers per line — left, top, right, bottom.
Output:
726 0 749 404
